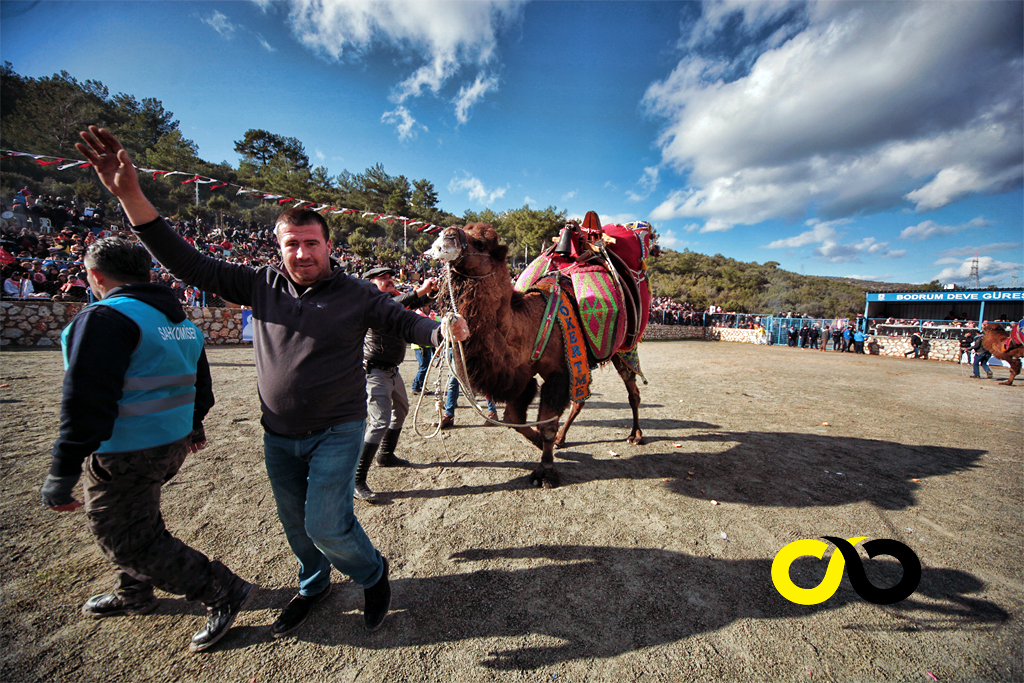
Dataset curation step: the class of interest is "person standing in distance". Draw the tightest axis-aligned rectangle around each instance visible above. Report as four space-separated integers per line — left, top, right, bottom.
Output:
39 237 254 653
74 127 469 640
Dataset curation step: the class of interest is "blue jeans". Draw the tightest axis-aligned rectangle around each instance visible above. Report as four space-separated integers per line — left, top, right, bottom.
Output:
412 347 433 392
263 420 383 596
973 352 992 377
444 375 496 416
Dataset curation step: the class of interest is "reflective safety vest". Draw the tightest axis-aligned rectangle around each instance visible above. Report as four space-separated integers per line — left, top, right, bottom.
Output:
62 295 204 453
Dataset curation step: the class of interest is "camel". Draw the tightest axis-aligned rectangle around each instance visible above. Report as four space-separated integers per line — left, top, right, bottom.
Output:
428 223 644 488
980 323 1023 385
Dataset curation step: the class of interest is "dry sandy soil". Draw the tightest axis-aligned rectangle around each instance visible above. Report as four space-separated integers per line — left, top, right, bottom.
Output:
1 341 1021 682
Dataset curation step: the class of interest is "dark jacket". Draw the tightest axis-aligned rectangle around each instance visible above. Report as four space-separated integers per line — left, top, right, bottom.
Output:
49 284 213 476
132 217 439 434
363 289 432 368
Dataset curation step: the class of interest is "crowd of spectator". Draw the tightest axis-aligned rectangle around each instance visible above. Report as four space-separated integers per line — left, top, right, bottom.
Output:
2 189 761 327
1 189 456 307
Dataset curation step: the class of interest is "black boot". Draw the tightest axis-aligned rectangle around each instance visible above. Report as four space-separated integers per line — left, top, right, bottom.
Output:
375 428 410 467
354 442 379 501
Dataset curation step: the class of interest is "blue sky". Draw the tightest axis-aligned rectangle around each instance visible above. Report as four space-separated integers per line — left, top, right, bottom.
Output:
2 0 1022 286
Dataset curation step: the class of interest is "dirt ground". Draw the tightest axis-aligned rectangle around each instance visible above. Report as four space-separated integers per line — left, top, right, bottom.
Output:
1 340 1021 683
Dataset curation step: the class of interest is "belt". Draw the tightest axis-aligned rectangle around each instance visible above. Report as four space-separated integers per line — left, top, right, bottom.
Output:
366 362 399 373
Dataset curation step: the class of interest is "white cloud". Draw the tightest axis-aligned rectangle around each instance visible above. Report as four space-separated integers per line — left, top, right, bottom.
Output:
453 73 499 124
279 0 525 120
600 213 639 226
643 1 1023 227
932 256 1024 287
764 218 904 263
561 190 577 202
381 106 426 141
701 218 733 233
315 148 325 161
627 166 661 202
256 33 276 52
764 219 844 249
844 273 891 282
899 216 989 241
657 230 689 250
202 10 236 37
523 195 536 206
937 242 1023 259
448 173 507 206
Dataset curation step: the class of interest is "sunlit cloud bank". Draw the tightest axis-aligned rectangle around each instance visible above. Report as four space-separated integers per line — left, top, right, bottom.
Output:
643 1 1023 231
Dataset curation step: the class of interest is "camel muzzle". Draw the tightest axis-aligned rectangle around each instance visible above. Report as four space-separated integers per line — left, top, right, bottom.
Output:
426 229 464 262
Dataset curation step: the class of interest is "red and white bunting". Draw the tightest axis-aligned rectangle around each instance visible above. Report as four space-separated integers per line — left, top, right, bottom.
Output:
1 147 451 236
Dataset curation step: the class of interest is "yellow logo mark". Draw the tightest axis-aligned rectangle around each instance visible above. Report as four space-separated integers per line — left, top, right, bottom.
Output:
771 536 869 605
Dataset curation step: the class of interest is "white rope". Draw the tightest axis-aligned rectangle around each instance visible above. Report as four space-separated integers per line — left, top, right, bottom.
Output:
411 263 556 434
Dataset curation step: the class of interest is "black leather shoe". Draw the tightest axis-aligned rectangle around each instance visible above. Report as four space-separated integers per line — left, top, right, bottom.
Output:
271 584 332 638
363 557 391 631
82 592 158 619
189 581 255 653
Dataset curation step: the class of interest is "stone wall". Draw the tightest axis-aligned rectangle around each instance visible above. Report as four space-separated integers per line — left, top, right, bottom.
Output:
1 301 248 347
0 303 965 363
866 335 960 362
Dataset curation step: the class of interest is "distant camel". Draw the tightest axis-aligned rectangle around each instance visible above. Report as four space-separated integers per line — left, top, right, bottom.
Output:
980 323 1023 385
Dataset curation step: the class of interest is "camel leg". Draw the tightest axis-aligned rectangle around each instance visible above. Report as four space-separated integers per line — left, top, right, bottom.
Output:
1000 358 1021 385
554 400 585 448
529 373 570 489
611 355 644 445
506 378 543 449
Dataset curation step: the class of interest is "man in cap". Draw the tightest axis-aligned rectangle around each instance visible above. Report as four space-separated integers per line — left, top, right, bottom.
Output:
356 266 437 501
74 126 469 641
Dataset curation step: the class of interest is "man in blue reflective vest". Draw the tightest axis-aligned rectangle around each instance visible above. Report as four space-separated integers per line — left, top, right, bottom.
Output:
39 237 254 653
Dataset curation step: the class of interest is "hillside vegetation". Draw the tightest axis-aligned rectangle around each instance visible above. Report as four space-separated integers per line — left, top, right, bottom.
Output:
1 64 934 318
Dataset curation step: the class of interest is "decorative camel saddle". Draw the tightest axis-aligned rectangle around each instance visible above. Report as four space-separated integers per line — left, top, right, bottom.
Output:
515 211 654 366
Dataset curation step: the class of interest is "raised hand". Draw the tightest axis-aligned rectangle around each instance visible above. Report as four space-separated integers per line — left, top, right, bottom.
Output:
75 126 158 226
75 126 141 198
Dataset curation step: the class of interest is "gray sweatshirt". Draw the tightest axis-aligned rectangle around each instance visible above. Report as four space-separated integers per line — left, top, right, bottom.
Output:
133 217 439 435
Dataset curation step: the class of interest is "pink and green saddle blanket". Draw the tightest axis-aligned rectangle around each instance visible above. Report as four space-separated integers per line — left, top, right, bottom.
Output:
515 222 653 361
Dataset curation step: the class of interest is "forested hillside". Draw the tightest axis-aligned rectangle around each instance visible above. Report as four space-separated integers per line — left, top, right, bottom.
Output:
1 64 932 317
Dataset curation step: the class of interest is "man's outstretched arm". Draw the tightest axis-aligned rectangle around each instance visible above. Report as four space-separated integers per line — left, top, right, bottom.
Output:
75 126 158 227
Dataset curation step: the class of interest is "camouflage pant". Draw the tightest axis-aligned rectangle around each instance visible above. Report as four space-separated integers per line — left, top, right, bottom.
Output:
83 437 242 607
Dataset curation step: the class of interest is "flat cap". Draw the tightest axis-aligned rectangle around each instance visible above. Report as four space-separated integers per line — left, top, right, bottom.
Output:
362 266 396 279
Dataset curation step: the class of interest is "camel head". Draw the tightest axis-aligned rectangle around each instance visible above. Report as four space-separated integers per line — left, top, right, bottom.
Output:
427 223 508 277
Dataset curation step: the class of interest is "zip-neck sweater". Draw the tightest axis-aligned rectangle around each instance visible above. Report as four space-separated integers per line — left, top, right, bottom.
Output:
132 217 439 435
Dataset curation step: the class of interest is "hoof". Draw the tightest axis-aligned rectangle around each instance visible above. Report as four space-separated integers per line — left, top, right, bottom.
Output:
528 468 561 489
554 439 567 449
627 431 645 445
999 380 1014 385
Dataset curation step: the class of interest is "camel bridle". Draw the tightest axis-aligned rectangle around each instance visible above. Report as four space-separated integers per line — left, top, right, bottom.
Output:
445 226 496 280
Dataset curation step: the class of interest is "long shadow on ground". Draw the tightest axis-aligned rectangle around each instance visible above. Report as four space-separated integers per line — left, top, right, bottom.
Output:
406 430 983 510
220 544 1008 671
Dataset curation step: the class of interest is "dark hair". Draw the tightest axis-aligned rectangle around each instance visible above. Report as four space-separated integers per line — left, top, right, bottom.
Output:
275 208 330 243
83 237 153 284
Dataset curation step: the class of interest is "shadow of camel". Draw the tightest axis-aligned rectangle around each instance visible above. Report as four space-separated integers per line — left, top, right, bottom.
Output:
406 431 983 510
217 544 1007 670
663 431 984 510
